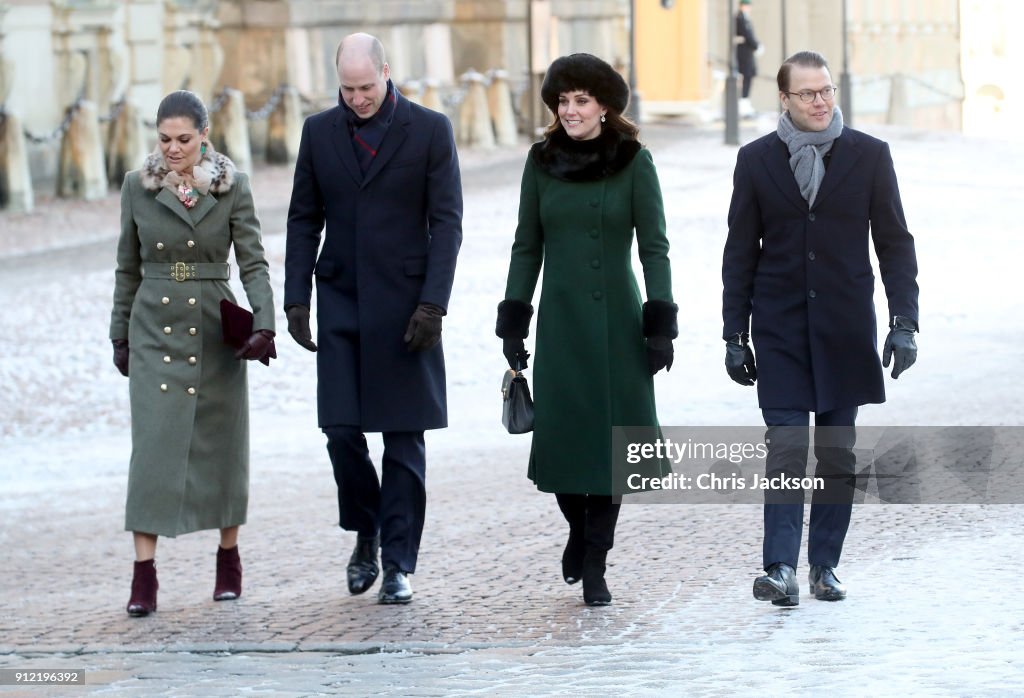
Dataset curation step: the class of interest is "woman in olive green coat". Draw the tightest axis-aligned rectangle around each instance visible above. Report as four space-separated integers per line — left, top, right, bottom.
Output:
496 55 677 606
109 91 275 616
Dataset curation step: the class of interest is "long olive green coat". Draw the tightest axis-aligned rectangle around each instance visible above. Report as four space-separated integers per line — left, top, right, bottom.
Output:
504 147 673 495
109 150 274 537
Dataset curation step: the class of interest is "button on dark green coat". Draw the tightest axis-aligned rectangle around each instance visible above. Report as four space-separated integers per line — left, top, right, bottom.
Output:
109 151 274 537
504 141 673 495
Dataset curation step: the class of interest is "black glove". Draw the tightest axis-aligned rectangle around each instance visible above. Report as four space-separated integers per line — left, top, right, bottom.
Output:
503 338 530 370
882 315 918 379
286 305 318 352
647 336 673 375
404 303 444 352
725 332 757 386
112 339 129 377
235 329 277 365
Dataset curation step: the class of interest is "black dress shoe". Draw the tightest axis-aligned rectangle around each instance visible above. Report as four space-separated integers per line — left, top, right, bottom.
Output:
809 565 847 601
582 549 612 606
346 535 379 595
562 529 585 585
377 567 413 604
753 562 799 606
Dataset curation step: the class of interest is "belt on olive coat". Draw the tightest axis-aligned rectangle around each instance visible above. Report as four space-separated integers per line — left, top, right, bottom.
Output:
142 262 231 282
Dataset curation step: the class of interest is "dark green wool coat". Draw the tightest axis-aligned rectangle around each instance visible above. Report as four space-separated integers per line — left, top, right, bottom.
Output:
110 149 275 537
504 130 674 495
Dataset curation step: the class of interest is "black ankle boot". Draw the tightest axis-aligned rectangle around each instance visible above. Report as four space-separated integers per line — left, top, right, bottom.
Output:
562 528 585 584
582 549 612 606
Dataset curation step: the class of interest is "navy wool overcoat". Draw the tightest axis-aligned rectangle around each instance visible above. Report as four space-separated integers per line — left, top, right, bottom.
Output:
722 127 919 413
284 94 463 431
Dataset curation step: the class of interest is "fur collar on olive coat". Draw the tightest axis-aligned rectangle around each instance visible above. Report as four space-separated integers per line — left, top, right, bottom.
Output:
139 145 237 195
530 126 642 182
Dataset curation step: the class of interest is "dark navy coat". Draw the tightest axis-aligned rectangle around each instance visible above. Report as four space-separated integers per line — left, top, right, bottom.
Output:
284 94 463 431
722 127 919 413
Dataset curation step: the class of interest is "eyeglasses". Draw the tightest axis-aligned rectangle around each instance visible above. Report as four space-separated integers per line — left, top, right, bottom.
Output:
784 86 838 103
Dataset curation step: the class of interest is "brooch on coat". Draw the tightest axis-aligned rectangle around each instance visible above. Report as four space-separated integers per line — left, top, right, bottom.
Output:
176 182 199 209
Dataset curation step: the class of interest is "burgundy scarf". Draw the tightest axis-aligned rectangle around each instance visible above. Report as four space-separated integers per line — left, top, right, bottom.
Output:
340 80 398 176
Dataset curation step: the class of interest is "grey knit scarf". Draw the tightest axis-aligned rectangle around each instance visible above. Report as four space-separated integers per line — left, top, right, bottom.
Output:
776 105 844 208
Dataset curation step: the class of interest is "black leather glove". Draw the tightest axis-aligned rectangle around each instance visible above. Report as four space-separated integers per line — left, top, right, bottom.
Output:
112 339 129 377
404 303 444 352
235 329 277 365
286 305 317 352
725 332 757 386
882 315 918 379
503 338 530 370
647 336 673 375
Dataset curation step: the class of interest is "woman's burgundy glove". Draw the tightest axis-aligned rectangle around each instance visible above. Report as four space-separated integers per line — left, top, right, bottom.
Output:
112 339 129 377
236 329 277 365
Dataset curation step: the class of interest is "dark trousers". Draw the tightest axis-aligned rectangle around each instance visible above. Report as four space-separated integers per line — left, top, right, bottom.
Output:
554 493 621 552
761 406 858 571
741 71 754 99
323 426 426 574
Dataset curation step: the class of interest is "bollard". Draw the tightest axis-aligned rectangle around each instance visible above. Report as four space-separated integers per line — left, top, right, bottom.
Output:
211 88 252 174
458 70 495 150
0 112 35 213
57 100 108 200
486 69 518 147
107 99 147 186
421 79 444 113
266 86 302 165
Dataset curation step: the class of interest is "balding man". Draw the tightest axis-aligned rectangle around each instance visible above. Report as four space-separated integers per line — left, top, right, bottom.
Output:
285 33 463 604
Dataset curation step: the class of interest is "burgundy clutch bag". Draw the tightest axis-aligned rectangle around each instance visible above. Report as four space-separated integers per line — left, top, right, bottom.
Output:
220 299 277 366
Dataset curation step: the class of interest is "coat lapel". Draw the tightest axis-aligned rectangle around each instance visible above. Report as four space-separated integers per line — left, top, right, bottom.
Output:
156 187 196 228
331 108 364 185
188 192 218 226
811 127 862 210
761 136 808 212
360 95 410 189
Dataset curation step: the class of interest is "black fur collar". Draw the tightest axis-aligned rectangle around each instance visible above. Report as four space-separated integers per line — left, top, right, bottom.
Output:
530 127 642 182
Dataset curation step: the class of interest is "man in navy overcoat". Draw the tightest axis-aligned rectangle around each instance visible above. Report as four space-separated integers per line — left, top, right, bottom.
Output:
284 33 462 604
722 51 919 606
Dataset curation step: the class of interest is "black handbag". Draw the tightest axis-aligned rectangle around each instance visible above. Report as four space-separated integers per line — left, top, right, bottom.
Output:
501 362 534 434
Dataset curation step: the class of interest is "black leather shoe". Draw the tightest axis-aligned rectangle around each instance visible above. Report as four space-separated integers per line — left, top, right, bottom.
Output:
377 567 413 604
753 562 799 606
809 565 847 601
346 535 379 595
562 529 584 585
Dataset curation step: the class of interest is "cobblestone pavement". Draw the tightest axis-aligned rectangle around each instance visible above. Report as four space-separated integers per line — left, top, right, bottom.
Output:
2 123 1023 695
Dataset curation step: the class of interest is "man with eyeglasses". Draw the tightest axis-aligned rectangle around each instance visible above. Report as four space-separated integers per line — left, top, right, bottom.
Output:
721 51 920 606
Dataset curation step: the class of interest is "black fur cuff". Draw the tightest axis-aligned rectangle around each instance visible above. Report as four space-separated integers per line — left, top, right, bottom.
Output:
496 300 534 339
643 300 679 339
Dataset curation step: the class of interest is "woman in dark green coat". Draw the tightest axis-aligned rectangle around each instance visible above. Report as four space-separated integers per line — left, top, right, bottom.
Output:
109 91 276 616
496 54 677 606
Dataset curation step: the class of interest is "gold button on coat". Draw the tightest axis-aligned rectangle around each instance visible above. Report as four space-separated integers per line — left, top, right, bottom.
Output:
160 383 168 392
189 327 197 336
163 356 171 363
187 387 196 395
156 242 165 250
188 356 197 365
187 240 195 248
161 297 170 305
163 326 172 334
188 298 196 305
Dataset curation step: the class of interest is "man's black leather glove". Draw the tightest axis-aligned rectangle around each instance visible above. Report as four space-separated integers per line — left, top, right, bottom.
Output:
882 315 918 379
647 336 673 375
404 303 444 352
725 332 757 386
502 338 530 370
112 339 129 377
286 305 318 352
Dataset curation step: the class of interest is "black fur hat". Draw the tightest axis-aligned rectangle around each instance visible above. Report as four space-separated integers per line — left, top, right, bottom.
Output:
541 53 630 115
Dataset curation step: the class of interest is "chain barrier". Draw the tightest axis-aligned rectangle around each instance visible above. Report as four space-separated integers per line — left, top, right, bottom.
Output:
98 97 126 124
22 98 82 144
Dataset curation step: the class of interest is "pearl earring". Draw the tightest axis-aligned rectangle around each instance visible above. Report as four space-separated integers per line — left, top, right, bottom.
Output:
600 114 606 123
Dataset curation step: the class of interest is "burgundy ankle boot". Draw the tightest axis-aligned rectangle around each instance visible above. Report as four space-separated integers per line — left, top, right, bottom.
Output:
213 545 242 601
127 559 158 617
